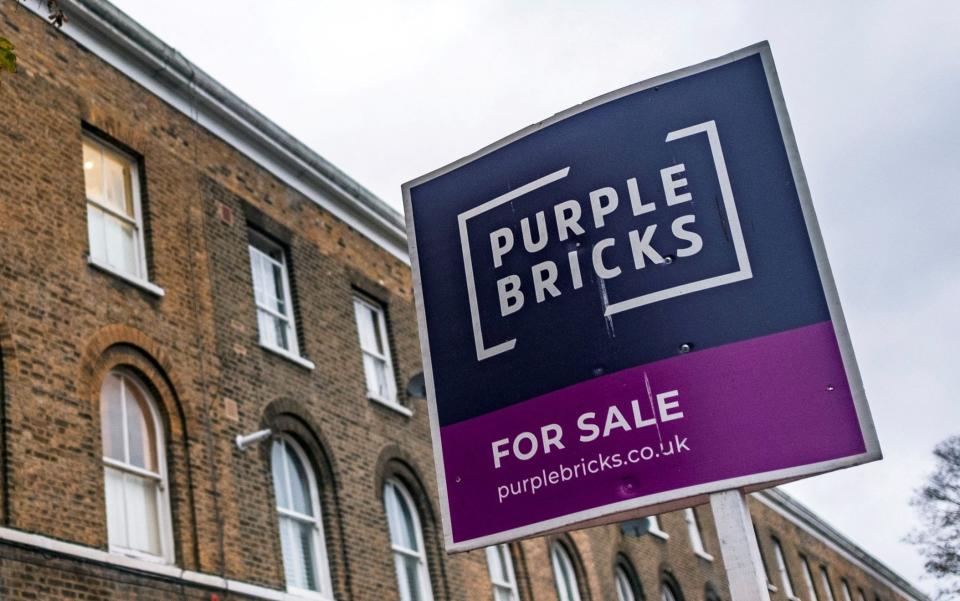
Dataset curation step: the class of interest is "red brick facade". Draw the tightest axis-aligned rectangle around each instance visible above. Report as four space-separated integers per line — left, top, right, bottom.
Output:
0 3 925 601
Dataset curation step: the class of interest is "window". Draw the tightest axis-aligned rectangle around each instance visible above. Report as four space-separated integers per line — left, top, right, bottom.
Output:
614 565 638 601
354 296 398 404
772 537 799 600
801 555 820 601
753 524 777 592
684 507 712 560
271 437 333 597
485 544 520 601
819 567 837 601
856 588 867 601
83 136 149 282
550 542 582 601
100 371 172 562
661 581 680 601
840 579 853 601
384 479 433 601
249 230 302 358
648 514 669 539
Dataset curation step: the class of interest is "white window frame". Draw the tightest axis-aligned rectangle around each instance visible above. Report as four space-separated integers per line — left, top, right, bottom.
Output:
647 514 669 540
101 370 174 564
772 537 800 601
614 565 637 601
550 542 582 601
271 436 334 599
801 555 821 601
353 296 400 410
683 507 713 561
660 582 680 601
83 136 162 295
841 580 854 601
820 566 837 601
485 543 520 601
249 231 313 368
384 479 434 601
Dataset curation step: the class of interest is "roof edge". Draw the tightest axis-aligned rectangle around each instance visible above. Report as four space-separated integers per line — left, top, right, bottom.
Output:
30 0 409 262
754 489 929 601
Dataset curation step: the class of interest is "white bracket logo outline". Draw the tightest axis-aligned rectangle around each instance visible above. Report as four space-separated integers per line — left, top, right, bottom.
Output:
457 120 752 362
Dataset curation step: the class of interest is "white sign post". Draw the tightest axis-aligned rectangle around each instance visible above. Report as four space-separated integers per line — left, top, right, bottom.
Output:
710 491 772 601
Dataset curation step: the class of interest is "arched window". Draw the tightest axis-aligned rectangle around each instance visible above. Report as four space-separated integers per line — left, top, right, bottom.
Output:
615 563 641 601
550 542 582 601
100 370 172 562
384 479 434 601
271 436 333 597
661 580 681 601
486 543 520 601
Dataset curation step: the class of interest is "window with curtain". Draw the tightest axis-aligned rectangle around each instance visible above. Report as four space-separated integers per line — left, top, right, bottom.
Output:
100 370 171 562
353 296 398 404
550 542 582 601
485 543 520 601
384 479 433 601
83 136 148 281
271 437 332 597
249 229 301 357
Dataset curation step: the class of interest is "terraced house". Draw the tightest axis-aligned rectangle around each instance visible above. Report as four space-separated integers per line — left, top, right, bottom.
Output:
0 1 930 600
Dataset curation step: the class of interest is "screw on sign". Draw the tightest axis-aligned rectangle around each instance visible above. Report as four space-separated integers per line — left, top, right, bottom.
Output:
403 42 880 601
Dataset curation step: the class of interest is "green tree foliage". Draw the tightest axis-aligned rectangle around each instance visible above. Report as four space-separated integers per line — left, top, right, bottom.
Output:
909 435 960 599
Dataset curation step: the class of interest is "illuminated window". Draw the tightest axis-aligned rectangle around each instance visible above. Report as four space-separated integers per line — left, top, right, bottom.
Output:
83 137 148 281
100 371 172 562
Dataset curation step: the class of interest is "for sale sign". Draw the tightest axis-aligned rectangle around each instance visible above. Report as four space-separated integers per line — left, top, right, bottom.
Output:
402 42 880 551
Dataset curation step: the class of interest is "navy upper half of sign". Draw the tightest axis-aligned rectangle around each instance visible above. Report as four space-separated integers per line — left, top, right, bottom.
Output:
410 53 831 427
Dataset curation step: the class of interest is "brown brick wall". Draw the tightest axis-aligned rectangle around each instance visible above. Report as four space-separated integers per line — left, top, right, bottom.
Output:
0 4 919 601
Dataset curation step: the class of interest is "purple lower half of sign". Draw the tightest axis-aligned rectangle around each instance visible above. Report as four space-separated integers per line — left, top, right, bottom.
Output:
440 320 867 543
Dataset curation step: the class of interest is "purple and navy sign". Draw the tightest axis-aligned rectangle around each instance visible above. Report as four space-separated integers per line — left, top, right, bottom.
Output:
403 42 880 551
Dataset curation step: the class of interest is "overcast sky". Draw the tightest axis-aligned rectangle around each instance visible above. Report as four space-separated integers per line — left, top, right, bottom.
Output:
108 0 959 592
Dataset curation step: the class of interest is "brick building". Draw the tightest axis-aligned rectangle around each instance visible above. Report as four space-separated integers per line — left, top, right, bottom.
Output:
0 1 928 600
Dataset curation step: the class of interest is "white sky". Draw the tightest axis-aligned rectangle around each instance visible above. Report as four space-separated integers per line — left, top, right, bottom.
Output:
108 0 960 593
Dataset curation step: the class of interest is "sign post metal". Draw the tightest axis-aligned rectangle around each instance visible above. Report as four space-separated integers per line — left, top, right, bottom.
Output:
403 42 880 591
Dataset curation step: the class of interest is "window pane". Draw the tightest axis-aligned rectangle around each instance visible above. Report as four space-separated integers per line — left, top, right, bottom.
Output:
124 379 157 472
401 554 424 601
274 315 291 351
88 205 107 265
272 440 290 509
661 585 678 601
485 545 506 582
551 545 580 601
102 152 134 217
286 445 312 516
495 587 515 601
100 373 125 461
123 473 161 555
104 466 127 548
270 263 287 314
355 302 378 353
83 143 103 201
103 214 139 276
280 516 318 591
615 568 635 601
